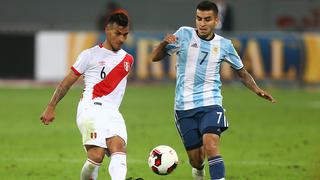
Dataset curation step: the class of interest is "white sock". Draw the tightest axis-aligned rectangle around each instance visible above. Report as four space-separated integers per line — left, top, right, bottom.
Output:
108 152 127 180
192 167 205 180
80 159 101 180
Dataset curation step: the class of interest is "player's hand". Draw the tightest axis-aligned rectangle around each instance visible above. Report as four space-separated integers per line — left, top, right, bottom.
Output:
40 105 56 125
163 34 178 44
256 89 276 103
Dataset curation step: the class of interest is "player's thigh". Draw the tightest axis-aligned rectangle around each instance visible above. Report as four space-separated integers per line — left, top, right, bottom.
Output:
105 110 128 146
77 106 127 149
76 106 103 146
200 105 228 136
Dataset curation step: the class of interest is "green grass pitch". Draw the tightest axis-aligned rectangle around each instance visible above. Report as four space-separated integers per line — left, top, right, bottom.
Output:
0 84 319 179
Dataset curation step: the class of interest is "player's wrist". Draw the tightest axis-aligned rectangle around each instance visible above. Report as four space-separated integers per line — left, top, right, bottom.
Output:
47 103 56 109
161 41 169 46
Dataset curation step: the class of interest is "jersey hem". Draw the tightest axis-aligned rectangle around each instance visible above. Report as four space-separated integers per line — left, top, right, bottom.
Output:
174 103 223 111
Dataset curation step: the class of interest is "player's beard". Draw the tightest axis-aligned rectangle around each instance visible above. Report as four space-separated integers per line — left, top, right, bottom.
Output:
197 30 214 40
111 45 118 51
111 43 121 51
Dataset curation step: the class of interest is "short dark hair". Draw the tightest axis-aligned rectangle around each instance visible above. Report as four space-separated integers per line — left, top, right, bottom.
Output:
197 1 219 15
107 11 129 27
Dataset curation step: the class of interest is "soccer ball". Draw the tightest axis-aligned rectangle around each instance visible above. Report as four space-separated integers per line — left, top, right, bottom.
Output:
148 145 178 175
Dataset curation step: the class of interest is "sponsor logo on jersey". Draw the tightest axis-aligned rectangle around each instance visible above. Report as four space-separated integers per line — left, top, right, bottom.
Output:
98 61 106 66
191 43 198 48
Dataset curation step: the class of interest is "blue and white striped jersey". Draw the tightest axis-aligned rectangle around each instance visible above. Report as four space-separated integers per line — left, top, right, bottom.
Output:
166 26 243 110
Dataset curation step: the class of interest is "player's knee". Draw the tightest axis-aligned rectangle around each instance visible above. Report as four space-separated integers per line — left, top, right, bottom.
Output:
88 156 104 164
203 141 218 150
108 143 126 154
106 136 126 154
203 134 220 155
203 141 219 156
87 153 104 163
86 148 105 163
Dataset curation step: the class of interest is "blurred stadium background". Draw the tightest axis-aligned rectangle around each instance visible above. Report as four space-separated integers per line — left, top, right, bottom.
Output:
0 0 320 179
1 0 320 83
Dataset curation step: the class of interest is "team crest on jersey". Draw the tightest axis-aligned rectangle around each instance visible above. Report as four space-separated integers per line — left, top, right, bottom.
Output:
212 47 219 54
124 61 130 72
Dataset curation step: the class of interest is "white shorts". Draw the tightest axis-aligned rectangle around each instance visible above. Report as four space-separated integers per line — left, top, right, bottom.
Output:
76 101 127 149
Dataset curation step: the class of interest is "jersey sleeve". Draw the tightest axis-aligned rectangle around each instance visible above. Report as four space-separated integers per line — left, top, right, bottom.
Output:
71 50 90 76
165 27 184 55
224 40 244 70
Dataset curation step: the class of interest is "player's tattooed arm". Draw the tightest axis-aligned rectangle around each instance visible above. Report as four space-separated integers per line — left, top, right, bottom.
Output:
48 71 79 107
236 68 276 103
40 71 79 125
151 34 177 62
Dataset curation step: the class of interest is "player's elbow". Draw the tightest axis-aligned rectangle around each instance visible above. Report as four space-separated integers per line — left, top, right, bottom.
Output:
150 55 158 62
151 57 162 62
236 67 248 78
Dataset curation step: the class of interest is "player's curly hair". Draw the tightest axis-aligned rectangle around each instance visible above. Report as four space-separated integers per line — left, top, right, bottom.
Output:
107 9 129 27
197 0 219 15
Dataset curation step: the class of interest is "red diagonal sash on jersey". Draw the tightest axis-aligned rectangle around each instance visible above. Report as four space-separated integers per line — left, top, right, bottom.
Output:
92 54 133 99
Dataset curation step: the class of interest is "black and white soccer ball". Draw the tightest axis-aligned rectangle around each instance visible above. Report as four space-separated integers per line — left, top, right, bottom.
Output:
147 145 178 175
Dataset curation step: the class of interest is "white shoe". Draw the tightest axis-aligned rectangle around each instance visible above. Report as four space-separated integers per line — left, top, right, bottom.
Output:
192 168 205 180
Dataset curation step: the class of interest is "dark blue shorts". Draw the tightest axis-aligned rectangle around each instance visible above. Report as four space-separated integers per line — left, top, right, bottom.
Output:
174 105 228 150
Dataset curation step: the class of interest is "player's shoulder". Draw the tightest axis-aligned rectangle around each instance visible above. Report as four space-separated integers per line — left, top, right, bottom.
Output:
77 44 104 61
175 26 195 39
214 33 229 42
79 44 100 55
177 26 195 33
126 53 134 60
178 26 194 31
120 49 133 58
215 34 233 47
120 49 134 62
77 47 93 59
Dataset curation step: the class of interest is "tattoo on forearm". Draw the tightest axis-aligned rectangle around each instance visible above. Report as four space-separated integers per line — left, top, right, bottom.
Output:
50 83 69 106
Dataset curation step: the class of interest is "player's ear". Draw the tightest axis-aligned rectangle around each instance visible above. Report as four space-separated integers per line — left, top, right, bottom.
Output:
214 16 219 26
105 23 113 31
105 24 113 35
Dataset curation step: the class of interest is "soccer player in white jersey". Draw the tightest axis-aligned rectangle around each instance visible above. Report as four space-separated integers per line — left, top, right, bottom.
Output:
40 11 134 180
151 1 276 180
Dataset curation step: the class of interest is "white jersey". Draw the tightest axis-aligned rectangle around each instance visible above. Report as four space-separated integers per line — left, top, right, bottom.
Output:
71 44 134 109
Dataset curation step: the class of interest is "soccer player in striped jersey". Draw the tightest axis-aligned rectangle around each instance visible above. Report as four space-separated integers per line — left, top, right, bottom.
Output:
151 1 276 180
40 11 134 180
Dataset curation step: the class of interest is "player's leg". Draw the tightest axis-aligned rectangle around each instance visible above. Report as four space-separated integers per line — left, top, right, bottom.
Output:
81 145 105 180
187 146 205 168
77 106 105 180
186 147 206 180
175 109 205 180
106 135 127 180
203 133 225 180
200 105 228 180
